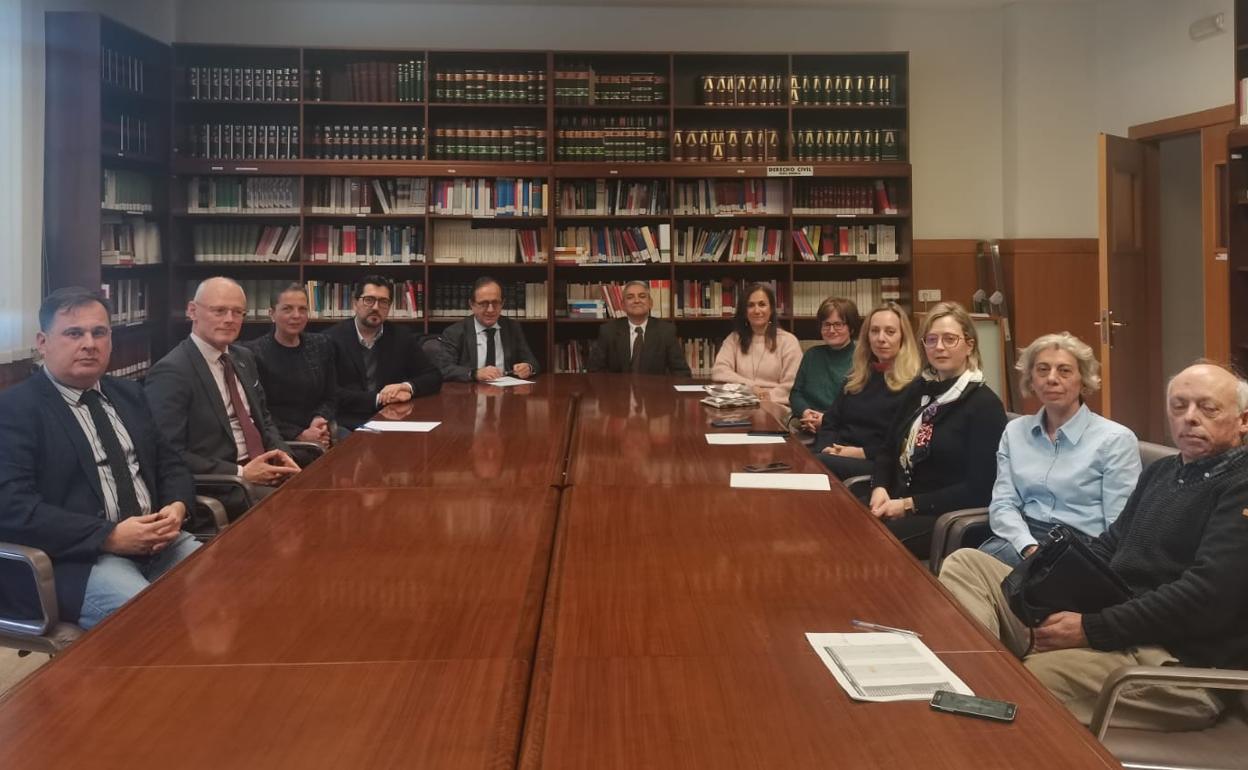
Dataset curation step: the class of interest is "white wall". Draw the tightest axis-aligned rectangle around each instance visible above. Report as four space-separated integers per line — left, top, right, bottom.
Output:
143 1 1238 240
1094 0 1234 137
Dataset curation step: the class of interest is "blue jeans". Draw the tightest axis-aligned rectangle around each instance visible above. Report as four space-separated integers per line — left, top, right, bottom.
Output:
978 517 1093 567
79 531 200 629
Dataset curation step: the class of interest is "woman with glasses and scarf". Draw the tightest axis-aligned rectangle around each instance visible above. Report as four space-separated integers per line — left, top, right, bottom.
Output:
790 297 861 434
868 302 1007 558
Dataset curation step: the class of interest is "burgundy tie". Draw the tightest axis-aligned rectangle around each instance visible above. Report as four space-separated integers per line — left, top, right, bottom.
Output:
220 353 266 461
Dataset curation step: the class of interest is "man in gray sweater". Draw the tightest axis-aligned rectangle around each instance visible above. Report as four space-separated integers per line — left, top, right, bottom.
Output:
940 361 1248 731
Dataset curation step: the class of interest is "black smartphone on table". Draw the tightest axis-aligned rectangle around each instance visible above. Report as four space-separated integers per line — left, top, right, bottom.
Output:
743 462 791 473
929 690 1017 723
711 418 752 428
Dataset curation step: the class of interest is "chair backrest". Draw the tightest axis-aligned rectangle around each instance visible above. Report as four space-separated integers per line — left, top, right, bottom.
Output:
1138 440 1178 471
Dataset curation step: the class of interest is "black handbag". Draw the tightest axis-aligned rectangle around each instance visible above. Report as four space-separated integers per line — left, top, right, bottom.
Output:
1001 523 1133 627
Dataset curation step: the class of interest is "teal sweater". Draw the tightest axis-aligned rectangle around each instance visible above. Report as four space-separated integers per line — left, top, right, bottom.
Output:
789 341 855 417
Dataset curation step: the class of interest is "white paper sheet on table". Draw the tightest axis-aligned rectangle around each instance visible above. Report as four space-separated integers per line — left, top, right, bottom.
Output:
359 421 441 433
729 472 831 490
706 434 786 445
674 385 709 392
805 632 974 702
483 376 535 387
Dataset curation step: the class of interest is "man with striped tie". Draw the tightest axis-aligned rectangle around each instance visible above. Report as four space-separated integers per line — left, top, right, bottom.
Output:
0 288 198 629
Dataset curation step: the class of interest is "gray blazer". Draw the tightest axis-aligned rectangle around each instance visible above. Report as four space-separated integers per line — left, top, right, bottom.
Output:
145 337 290 475
435 316 540 382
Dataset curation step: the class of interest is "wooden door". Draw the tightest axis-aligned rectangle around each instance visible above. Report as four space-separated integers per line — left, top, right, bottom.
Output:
1202 121 1234 362
1098 133 1163 441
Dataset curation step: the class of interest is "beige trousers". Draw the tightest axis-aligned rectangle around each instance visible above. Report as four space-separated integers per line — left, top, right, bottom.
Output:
939 548 1224 731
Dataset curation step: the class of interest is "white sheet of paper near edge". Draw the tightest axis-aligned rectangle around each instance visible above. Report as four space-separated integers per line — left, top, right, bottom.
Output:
674 385 709 392
706 434 786 445
483 376 536 387
805 632 974 702
730 472 831 491
360 421 441 433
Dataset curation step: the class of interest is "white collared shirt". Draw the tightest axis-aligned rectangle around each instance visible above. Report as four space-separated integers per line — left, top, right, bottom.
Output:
627 318 649 358
474 318 505 372
355 317 383 350
189 333 253 464
45 369 153 522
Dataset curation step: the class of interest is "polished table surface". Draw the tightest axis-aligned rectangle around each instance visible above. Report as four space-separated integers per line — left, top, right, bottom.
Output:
0 375 1119 769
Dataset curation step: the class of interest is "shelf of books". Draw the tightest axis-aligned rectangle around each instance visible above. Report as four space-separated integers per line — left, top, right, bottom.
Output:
45 13 173 376
50 21 913 375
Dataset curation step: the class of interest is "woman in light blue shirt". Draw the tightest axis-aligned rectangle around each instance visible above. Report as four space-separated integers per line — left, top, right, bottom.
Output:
979 332 1141 566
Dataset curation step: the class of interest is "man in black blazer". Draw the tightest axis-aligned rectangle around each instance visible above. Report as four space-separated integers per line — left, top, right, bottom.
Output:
435 276 540 382
145 277 300 519
324 274 442 429
0 288 198 629
588 281 691 377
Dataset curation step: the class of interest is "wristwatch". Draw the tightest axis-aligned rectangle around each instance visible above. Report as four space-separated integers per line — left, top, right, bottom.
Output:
902 497 915 515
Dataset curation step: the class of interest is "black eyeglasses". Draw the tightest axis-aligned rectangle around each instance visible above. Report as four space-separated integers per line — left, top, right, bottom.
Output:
358 296 392 308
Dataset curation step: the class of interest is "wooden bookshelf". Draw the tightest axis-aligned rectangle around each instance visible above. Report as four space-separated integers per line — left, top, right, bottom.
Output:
1230 0 1248 370
44 13 172 379
49 20 914 374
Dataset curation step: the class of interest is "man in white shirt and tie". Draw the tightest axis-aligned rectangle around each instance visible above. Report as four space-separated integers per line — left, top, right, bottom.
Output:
587 280 691 376
434 276 540 382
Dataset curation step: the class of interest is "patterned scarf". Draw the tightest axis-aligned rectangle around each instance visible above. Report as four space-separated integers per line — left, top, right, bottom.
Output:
899 368 984 476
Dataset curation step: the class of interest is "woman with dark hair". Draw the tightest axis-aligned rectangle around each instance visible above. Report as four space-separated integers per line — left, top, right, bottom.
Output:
710 282 802 405
791 297 861 433
868 301 1007 558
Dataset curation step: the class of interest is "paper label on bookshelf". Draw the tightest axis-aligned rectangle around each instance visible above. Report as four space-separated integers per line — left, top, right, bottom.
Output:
766 165 814 177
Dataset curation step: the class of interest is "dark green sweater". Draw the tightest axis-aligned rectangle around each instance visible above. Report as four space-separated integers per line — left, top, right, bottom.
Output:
789 342 855 418
1084 446 1248 669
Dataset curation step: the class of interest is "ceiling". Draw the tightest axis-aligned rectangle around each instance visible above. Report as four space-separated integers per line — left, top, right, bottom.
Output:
276 0 1100 8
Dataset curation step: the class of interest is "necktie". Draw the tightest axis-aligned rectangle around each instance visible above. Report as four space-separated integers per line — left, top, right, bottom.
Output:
220 353 266 461
631 326 645 372
80 390 141 521
484 327 498 368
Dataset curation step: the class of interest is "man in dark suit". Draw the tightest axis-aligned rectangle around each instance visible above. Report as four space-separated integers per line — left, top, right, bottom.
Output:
145 277 299 520
0 288 198 629
324 274 442 429
435 276 540 382
588 280 691 377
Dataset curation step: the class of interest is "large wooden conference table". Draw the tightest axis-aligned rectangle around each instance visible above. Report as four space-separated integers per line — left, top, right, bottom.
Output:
0 375 1119 768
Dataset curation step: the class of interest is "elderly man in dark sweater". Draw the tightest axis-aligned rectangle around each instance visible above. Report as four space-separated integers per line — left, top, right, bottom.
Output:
940 362 1248 731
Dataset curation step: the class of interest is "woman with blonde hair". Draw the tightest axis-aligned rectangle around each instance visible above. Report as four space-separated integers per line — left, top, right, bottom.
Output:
979 332 1140 565
869 302 1008 558
813 302 920 479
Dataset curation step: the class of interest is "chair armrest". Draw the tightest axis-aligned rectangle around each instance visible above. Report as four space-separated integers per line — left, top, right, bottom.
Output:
194 474 259 509
0 542 59 636
287 440 325 459
843 475 872 498
1090 664 1248 739
928 507 990 576
195 495 229 531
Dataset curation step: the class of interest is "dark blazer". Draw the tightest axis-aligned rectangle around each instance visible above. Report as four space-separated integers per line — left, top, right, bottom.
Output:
871 376 1007 517
324 319 442 428
587 317 691 377
145 337 290 476
435 316 540 382
0 372 194 623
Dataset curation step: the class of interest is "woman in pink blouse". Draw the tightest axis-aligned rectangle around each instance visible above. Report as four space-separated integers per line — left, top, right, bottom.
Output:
711 283 803 405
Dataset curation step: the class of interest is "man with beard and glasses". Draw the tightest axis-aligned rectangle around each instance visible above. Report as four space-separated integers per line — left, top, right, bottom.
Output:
324 274 441 429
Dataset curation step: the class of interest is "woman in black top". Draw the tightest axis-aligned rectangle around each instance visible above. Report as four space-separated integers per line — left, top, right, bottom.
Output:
813 301 920 480
244 283 337 448
869 302 1007 558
